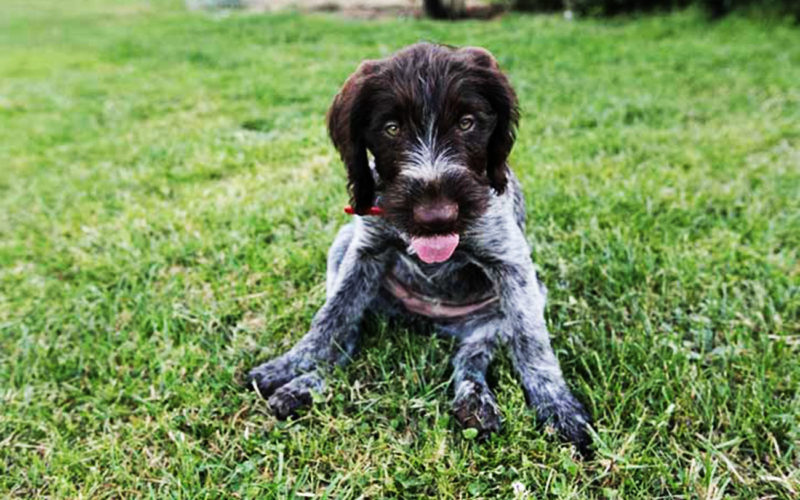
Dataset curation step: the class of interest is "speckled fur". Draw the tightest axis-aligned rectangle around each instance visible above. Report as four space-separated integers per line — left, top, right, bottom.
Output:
248 174 591 451
248 43 591 453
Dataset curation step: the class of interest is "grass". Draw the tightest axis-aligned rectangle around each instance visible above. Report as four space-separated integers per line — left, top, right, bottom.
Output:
1 1 799 497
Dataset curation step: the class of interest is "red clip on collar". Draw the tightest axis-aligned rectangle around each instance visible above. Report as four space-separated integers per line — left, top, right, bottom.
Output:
344 205 384 216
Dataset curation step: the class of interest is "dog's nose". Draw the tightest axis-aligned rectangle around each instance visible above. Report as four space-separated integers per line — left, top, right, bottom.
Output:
413 200 459 226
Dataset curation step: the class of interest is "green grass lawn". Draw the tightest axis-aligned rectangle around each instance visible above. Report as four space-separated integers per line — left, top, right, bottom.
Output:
1 1 799 497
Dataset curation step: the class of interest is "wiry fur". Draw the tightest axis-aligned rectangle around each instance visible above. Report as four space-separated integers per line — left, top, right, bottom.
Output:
248 43 591 453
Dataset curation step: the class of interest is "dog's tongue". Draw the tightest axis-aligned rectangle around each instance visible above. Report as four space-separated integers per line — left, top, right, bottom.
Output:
411 233 460 263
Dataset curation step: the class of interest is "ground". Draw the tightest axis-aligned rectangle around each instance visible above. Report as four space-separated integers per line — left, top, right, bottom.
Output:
1 1 799 498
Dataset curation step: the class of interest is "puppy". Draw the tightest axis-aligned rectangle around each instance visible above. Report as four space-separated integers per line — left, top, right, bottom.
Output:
248 43 591 451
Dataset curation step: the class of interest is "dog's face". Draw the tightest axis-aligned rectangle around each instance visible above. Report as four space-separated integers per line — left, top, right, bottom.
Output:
328 43 518 263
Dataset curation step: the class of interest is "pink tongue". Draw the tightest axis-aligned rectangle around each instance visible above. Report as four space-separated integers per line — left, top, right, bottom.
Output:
411 234 460 263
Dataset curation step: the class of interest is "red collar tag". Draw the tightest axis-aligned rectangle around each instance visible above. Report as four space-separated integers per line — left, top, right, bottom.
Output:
344 205 384 216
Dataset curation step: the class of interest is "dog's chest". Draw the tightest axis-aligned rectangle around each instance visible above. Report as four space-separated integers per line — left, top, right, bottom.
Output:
383 251 498 319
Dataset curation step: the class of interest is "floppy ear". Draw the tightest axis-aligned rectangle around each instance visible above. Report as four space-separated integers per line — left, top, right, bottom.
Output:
327 60 381 215
459 47 519 194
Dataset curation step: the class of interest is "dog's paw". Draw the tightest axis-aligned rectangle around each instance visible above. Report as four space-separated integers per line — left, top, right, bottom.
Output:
452 380 502 438
539 394 593 456
267 371 324 419
246 356 296 398
556 404 592 457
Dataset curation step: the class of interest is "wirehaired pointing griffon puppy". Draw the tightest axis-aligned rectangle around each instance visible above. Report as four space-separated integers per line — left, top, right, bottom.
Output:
248 43 591 451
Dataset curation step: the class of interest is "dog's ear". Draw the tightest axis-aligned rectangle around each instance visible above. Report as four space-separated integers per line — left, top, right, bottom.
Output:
327 60 382 215
459 47 519 194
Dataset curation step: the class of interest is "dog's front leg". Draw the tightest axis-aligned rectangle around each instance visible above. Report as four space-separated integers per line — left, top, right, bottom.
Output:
451 326 502 437
248 229 388 418
498 258 592 453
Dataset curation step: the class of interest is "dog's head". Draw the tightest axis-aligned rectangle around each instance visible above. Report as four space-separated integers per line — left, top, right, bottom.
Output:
328 43 518 263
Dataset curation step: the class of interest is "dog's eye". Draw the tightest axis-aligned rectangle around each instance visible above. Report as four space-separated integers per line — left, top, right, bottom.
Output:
384 121 400 137
458 115 475 132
